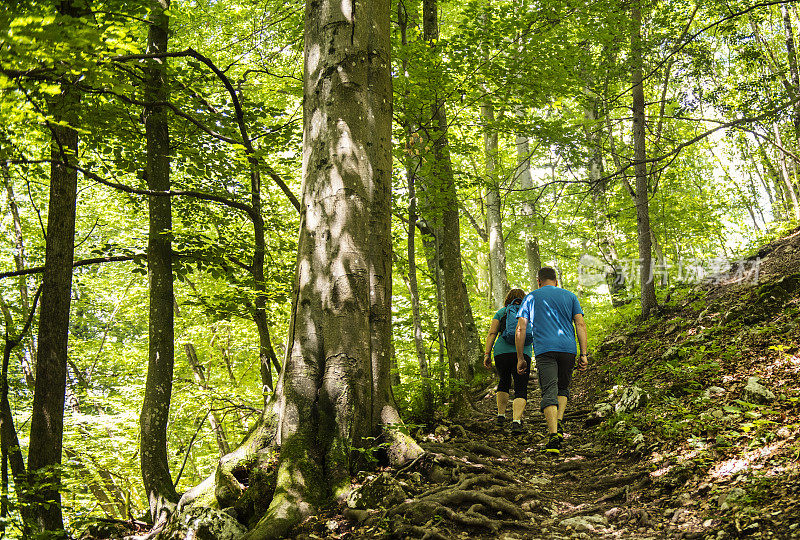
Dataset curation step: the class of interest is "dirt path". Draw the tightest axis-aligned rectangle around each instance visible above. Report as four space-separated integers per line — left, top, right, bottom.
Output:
304 370 672 540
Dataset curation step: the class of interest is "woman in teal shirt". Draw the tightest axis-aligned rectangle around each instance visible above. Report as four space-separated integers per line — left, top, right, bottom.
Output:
483 288 533 433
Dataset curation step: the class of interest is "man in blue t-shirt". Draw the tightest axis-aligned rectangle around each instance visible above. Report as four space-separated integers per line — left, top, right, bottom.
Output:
514 267 589 455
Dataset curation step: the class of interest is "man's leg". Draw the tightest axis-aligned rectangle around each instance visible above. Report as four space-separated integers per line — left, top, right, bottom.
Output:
536 353 559 434
543 405 558 434
557 395 568 421
555 353 576 428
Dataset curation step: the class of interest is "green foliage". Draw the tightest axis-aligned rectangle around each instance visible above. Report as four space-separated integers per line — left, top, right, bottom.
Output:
2 0 799 535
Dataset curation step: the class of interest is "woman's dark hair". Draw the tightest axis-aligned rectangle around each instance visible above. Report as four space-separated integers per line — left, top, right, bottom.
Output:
537 267 558 283
504 288 525 306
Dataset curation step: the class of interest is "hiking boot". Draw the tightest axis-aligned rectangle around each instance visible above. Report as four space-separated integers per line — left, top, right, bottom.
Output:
510 420 524 434
496 415 506 428
544 433 561 455
557 420 565 439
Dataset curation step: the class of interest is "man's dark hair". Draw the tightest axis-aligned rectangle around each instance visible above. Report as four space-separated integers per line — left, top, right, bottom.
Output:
537 267 558 283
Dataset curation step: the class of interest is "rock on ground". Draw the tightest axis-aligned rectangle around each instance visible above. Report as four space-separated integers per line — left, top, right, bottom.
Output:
160 507 246 540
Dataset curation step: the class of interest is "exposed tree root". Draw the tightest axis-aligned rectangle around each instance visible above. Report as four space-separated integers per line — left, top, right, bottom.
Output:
388 488 532 533
376 448 537 537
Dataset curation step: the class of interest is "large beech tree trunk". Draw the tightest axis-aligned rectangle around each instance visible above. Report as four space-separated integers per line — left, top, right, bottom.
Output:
236 2 422 537
140 0 180 523
631 3 657 318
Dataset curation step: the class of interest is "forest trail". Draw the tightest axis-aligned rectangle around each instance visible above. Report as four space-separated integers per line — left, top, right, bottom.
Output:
295 227 800 540
304 373 663 540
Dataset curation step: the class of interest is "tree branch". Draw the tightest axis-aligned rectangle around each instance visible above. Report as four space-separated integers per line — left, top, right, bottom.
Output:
0 256 135 280
7 158 260 222
111 48 302 213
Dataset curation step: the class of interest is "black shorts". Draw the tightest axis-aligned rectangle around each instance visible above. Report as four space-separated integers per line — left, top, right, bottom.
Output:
494 352 531 400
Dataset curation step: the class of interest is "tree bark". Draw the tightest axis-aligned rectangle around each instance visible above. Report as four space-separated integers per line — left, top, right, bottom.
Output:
249 158 281 396
482 97 508 307
27 89 77 539
514 107 541 291
582 86 627 303
398 0 431 411
183 343 230 456
239 2 422 536
758 141 790 220
140 0 180 523
423 0 479 405
1 166 36 388
772 124 800 220
630 3 657 318
782 3 800 141
1 333 33 530
25 2 87 532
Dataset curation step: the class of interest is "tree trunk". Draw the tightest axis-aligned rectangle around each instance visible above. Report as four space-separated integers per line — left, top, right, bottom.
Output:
772 124 800 220
782 3 800 141
631 3 657 317
1 166 36 388
239 2 423 536
140 0 180 523
183 343 231 456
249 156 281 396
1 333 34 530
757 142 789 221
514 106 541 291
582 88 627 303
27 90 77 538
423 0 479 405
650 229 668 287
482 100 508 308
26 2 87 531
407 170 433 408
398 0 432 414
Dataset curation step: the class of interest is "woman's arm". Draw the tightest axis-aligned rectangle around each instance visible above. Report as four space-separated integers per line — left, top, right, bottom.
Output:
483 318 501 369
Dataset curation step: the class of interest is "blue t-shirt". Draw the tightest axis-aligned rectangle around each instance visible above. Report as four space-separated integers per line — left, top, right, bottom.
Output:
492 306 533 357
516 285 583 355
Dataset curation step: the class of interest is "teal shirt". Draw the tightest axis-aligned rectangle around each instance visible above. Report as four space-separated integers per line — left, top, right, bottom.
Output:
492 306 533 357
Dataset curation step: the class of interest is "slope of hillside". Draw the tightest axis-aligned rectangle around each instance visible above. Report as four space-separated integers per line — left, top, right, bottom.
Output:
585 225 800 538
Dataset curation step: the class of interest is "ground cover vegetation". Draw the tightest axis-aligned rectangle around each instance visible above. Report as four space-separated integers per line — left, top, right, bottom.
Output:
0 0 799 538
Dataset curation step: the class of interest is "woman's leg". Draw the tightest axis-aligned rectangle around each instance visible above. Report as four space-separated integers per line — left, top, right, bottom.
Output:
494 353 514 416
511 354 531 422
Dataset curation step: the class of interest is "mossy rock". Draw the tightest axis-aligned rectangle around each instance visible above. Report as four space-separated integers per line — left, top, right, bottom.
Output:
161 507 246 540
78 520 131 540
756 272 800 303
346 471 407 510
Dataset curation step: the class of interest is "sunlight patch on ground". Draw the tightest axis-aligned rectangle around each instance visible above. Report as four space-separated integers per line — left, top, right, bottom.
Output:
709 439 790 479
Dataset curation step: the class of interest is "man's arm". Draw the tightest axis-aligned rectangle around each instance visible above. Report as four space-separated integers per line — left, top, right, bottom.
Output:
515 317 528 374
574 313 589 370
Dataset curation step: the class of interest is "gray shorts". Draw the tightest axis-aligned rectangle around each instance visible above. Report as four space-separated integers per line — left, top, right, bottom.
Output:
535 351 576 411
